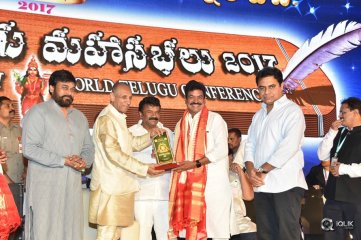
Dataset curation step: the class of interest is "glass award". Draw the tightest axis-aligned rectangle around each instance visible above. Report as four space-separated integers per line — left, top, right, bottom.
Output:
153 132 178 170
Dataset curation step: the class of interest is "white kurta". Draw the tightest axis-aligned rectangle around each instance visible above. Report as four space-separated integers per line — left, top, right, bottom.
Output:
233 139 246 167
176 111 232 238
129 121 173 240
230 140 256 235
244 95 308 193
128 121 173 201
229 171 257 235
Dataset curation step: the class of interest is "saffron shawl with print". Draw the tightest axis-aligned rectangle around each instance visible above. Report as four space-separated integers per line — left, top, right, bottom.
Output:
0 173 21 240
168 107 209 240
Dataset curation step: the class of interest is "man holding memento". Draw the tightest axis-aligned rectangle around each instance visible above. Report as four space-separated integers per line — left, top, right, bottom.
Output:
317 97 361 240
89 83 164 240
128 96 173 240
168 80 232 240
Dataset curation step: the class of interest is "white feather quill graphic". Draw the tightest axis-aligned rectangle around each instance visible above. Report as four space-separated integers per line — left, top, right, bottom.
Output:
283 20 361 92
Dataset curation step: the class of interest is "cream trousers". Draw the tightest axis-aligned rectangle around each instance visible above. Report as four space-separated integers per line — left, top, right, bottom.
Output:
96 221 139 240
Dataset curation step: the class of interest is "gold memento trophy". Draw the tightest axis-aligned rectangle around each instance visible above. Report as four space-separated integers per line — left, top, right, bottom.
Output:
153 132 178 170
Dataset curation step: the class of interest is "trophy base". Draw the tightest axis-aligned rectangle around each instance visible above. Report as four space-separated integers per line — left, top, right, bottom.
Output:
155 163 179 171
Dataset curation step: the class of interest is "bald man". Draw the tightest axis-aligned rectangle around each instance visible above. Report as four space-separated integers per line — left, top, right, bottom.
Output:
89 82 164 240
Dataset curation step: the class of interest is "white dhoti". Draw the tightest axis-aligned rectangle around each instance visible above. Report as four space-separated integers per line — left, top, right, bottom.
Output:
134 200 169 240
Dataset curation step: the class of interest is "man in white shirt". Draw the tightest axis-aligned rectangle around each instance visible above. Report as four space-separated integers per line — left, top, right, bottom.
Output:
128 96 173 240
228 128 257 240
244 67 307 240
228 128 245 167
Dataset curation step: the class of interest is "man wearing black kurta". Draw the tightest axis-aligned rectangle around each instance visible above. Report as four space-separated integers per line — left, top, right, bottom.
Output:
318 97 361 240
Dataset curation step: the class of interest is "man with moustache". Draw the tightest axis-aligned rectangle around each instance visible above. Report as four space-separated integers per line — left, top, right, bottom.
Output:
22 70 94 240
128 96 173 240
228 128 246 169
317 97 361 240
244 67 307 240
89 83 164 240
168 80 231 240
0 96 26 240
0 97 24 184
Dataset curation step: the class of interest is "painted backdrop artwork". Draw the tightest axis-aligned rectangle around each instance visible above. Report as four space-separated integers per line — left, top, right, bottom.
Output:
12 56 50 117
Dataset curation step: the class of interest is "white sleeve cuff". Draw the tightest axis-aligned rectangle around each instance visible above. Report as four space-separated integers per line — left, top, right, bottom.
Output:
339 163 361 178
338 163 349 175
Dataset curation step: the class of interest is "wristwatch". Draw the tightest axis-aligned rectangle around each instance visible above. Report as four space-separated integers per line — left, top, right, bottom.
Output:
195 160 202 168
257 167 268 174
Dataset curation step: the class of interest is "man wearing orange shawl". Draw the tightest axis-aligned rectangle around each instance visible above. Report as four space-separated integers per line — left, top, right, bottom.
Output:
168 80 231 240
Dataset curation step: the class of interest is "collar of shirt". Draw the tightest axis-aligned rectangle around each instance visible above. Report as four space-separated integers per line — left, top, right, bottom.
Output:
350 125 361 133
261 94 287 112
107 103 127 120
232 146 239 157
186 111 201 135
186 111 201 124
0 121 18 130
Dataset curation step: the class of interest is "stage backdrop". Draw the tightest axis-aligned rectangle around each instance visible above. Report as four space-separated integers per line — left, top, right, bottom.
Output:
1 0 361 173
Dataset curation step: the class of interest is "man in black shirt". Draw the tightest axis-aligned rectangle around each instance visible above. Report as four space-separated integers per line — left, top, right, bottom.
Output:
317 97 361 240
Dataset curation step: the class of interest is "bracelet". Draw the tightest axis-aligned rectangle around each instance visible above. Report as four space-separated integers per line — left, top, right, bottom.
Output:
195 160 202 168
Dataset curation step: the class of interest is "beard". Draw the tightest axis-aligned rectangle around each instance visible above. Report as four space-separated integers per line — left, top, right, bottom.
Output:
53 92 73 108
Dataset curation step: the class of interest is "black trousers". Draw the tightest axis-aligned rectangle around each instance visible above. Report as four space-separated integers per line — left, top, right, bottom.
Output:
323 199 361 240
230 232 257 240
254 187 304 240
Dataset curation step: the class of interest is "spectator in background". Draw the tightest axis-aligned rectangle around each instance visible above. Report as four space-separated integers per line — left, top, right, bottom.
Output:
306 160 330 201
0 96 27 240
228 128 246 166
302 160 330 236
228 128 257 240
